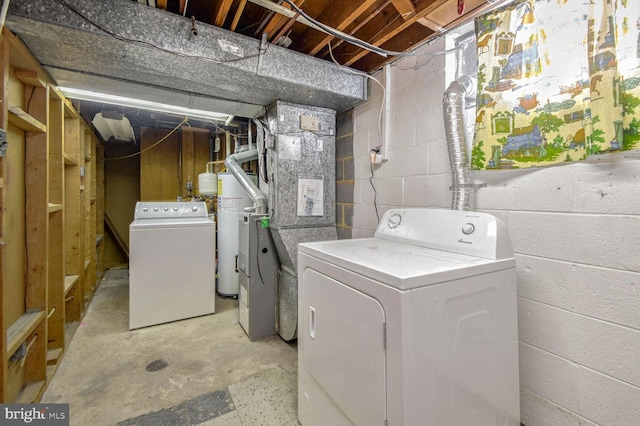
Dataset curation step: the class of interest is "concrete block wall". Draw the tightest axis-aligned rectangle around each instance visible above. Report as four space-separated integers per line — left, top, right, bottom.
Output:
351 37 640 426
336 109 354 239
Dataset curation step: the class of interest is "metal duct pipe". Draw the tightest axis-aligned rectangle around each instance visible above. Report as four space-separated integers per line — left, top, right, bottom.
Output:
443 75 476 211
225 149 268 214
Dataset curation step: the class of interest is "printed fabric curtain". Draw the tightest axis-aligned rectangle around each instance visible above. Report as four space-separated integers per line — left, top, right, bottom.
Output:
473 0 640 170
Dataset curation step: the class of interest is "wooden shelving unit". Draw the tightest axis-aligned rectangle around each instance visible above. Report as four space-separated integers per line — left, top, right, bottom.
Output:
6 311 46 357
0 29 104 403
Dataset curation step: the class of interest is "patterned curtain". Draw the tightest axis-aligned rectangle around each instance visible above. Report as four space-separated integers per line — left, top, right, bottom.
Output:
473 0 640 170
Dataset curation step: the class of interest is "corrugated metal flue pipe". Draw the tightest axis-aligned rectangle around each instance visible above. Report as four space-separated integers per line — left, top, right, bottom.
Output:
225 149 268 214
443 75 476 211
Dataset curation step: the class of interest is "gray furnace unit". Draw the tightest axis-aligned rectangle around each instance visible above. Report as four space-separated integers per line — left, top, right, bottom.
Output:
238 213 280 340
266 101 338 341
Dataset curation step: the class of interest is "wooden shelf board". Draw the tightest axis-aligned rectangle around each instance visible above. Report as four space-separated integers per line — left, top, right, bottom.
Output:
47 348 64 366
15 380 46 404
7 311 46 356
48 203 63 213
8 103 47 133
63 153 79 166
64 275 80 296
14 68 47 88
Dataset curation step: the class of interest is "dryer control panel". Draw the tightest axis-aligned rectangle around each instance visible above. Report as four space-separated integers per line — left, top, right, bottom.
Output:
134 202 208 220
375 208 513 260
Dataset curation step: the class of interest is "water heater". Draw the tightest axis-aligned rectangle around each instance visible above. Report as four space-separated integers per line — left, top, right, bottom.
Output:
217 172 256 297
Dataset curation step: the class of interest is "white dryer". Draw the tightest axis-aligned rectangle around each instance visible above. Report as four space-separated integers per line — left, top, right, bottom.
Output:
297 208 519 426
129 201 215 330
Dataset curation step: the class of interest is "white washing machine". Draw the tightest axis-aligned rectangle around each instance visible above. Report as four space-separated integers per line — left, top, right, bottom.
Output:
297 208 520 426
129 201 216 330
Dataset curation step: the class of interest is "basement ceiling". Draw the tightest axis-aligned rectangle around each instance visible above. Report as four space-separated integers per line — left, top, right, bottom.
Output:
5 0 495 127
142 0 493 73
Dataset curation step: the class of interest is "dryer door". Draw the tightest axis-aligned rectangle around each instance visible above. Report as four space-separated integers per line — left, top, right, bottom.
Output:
301 268 386 425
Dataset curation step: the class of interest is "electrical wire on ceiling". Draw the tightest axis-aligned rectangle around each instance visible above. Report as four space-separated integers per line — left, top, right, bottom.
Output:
105 116 189 161
282 0 466 59
56 0 269 65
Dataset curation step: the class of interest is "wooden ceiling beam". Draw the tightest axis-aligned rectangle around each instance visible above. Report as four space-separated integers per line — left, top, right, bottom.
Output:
271 13 299 43
230 0 248 31
263 0 305 40
340 0 448 67
328 0 394 52
294 0 381 55
214 0 235 27
342 0 491 71
351 22 433 71
391 0 416 20
417 16 444 31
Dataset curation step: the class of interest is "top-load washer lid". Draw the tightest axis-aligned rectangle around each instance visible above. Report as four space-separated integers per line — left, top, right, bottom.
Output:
298 208 515 291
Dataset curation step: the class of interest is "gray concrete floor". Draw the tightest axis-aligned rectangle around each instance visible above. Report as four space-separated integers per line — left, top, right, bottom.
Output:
42 268 299 426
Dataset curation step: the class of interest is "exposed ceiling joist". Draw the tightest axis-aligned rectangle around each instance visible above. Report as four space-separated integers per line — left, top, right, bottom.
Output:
341 0 453 67
327 0 394 53
295 0 380 56
214 0 234 27
230 0 248 31
263 0 305 39
391 0 416 19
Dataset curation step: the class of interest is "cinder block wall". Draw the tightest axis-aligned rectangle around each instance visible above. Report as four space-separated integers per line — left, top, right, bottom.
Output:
352 38 640 425
335 109 354 239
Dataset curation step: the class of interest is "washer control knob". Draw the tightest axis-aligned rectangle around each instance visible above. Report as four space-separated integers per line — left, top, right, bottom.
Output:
142 207 148 212
164 207 168 212
462 223 475 235
153 207 158 212
173 207 179 211
191 205 199 212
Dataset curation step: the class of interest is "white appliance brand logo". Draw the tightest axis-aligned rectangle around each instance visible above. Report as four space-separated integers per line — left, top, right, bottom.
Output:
458 238 473 244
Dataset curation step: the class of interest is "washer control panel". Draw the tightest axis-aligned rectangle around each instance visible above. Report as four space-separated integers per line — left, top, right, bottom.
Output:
134 202 207 220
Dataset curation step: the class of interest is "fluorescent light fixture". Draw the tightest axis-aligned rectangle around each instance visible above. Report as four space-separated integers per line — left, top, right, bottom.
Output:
59 87 231 123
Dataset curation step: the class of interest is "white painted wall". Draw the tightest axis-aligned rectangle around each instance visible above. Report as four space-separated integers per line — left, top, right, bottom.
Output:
352 37 640 426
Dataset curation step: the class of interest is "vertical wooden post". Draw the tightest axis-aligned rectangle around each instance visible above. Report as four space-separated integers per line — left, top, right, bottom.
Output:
0 26 11 404
47 94 65 351
24 83 49 385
